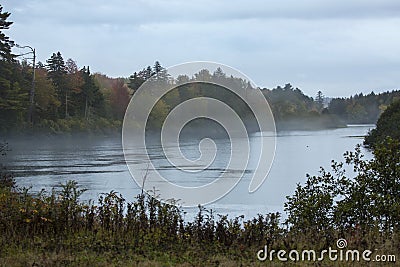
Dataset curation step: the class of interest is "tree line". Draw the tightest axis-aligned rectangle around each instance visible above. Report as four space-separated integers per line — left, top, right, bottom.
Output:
328 90 400 124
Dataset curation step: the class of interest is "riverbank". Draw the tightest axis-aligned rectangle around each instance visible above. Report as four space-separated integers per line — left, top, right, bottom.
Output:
0 176 398 266
0 117 122 137
1 112 349 138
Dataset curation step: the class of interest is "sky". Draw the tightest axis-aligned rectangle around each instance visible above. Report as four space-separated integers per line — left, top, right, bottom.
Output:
3 0 400 97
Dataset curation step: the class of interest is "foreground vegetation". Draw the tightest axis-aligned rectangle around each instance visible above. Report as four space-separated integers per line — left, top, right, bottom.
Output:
365 99 400 147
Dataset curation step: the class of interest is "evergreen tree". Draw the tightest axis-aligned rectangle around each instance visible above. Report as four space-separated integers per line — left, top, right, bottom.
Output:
0 5 27 128
65 58 83 117
80 66 102 120
0 5 14 60
153 61 169 84
46 52 68 118
128 72 145 93
212 67 226 85
145 66 153 79
153 61 162 74
315 90 324 111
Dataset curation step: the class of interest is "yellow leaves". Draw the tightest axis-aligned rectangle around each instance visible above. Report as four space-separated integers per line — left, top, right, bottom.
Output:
40 217 51 222
19 208 38 214
24 218 31 223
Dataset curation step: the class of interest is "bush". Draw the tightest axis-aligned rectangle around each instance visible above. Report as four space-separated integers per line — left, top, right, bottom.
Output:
365 100 400 147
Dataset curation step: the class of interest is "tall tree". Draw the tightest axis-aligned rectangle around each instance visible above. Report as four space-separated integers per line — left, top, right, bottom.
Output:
128 71 145 93
80 66 101 120
145 66 153 79
315 90 324 111
110 79 130 119
153 61 162 74
47 52 68 118
65 59 83 117
34 67 60 120
65 58 83 94
0 5 13 60
212 67 226 84
0 5 27 128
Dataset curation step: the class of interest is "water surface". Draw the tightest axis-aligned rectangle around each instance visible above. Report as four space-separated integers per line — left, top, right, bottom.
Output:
3 125 374 219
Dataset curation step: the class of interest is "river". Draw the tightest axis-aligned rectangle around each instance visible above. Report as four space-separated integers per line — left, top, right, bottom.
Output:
3 125 374 219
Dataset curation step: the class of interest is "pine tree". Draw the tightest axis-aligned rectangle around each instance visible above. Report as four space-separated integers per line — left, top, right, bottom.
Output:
153 61 162 74
47 52 68 118
65 58 83 117
128 72 145 93
315 90 324 111
0 5 27 128
152 61 169 84
0 5 14 60
80 66 101 120
213 67 226 82
145 66 153 79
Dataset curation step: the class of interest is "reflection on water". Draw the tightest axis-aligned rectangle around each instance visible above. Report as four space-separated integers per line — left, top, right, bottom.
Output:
3 125 374 219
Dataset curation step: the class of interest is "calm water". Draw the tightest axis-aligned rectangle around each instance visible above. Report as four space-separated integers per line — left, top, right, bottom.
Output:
3 125 374 219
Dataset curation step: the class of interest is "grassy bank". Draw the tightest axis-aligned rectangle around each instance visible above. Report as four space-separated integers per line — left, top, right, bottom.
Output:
1 117 122 137
0 176 398 266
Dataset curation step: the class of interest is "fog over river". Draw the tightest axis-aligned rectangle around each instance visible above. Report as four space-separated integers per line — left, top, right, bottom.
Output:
4 125 373 219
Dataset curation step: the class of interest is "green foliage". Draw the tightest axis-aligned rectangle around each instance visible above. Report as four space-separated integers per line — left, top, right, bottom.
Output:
263 83 315 120
335 139 400 233
285 139 400 249
315 90 324 111
0 61 29 125
261 84 344 130
364 100 400 147
329 91 400 124
34 67 60 120
0 7 30 128
0 4 14 60
35 117 121 135
0 177 283 265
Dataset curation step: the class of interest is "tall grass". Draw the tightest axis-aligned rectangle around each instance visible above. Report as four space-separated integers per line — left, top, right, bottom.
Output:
0 178 286 266
0 176 398 266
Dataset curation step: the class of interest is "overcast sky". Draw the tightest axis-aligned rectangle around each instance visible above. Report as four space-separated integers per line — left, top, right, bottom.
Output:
3 0 400 97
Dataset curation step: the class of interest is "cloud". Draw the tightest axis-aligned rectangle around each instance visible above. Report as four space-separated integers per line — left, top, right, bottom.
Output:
7 0 400 25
